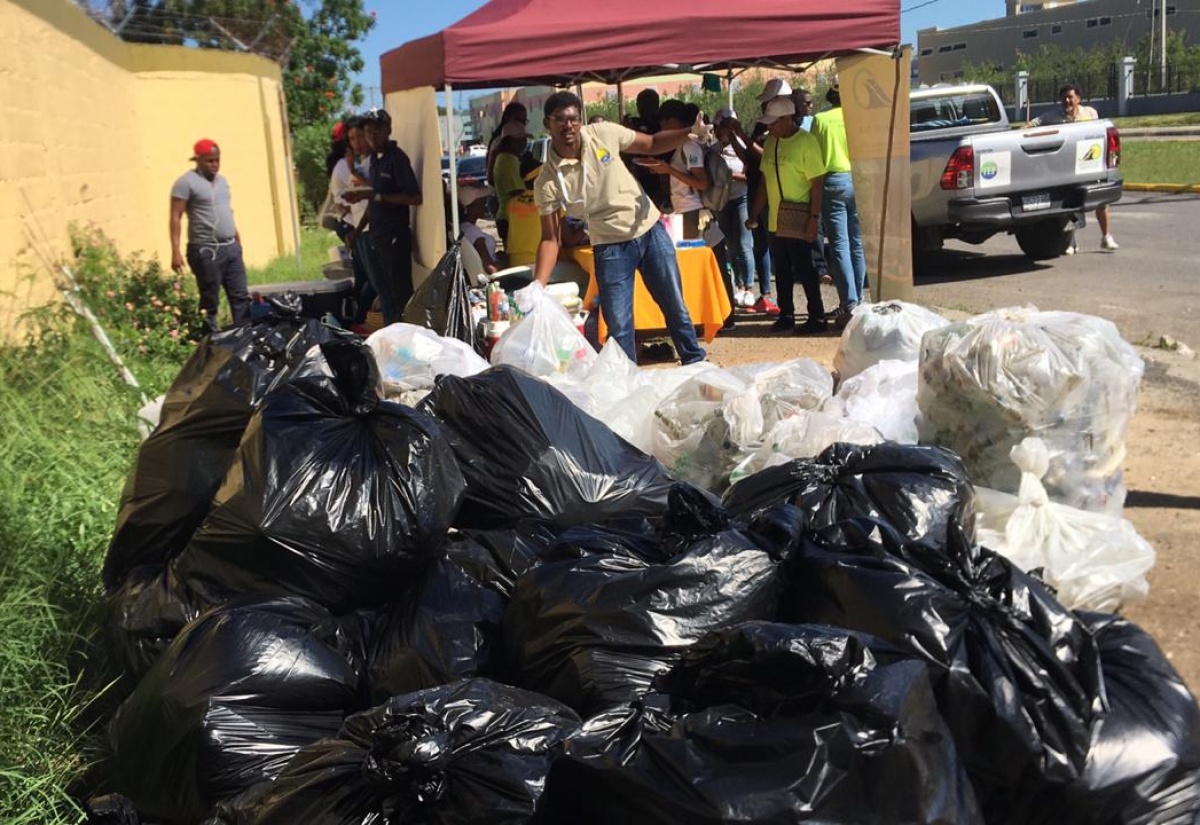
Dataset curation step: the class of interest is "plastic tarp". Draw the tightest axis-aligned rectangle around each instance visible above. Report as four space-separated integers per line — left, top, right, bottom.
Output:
918 306 1144 516
419 365 675 530
104 300 351 589
220 679 579 824
108 597 363 824
173 339 465 613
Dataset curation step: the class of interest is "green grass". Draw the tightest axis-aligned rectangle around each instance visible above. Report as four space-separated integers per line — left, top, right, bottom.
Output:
1120 141 1200 186
0 336 159 823
246 228 342 286
1111 112 1200 129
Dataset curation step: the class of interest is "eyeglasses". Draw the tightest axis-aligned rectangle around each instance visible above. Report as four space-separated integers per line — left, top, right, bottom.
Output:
549 114 582 126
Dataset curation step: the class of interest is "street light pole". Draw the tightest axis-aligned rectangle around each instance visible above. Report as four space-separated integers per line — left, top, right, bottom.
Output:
1161 0 1168 90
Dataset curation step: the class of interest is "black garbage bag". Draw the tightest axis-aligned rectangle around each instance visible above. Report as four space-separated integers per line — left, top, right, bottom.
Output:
539 625 982 825
402 244 476 348
106 564 201 677
1015 612 1200 825
83 794 140 825
104 297 348 589
342 558 506 704
723 442 977 551
504 487 782 717
172 338 465 613
419 365 675 530
443 524 559 600
787 517 1104 821
225 679 579 825
108 597 364 824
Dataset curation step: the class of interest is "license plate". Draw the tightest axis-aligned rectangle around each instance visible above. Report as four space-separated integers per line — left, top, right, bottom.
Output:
1022 193 1051 212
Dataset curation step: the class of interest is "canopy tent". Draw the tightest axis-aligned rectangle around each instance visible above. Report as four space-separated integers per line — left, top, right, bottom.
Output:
381 0 900 93
381 0 911 303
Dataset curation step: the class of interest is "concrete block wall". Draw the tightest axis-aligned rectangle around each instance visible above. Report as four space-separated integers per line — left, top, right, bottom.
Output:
0 0 297 336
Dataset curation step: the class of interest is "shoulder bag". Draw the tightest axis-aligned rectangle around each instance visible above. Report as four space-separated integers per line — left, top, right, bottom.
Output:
772 139 811 240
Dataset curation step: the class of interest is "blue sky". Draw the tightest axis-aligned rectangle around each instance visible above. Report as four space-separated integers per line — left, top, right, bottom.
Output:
353 0 1002 102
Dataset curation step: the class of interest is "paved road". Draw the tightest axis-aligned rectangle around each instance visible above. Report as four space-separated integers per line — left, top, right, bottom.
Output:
912 191 1200 348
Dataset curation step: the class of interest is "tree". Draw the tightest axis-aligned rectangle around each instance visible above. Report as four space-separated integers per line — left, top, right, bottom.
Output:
81 1 375 127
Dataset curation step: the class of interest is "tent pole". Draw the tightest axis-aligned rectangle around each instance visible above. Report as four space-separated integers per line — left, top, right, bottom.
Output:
576 82 586 118
445 82 460 241
617 81 625 121
727 69 734 110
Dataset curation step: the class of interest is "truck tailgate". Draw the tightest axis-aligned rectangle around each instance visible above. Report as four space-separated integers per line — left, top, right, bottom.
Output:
970 123 1113 205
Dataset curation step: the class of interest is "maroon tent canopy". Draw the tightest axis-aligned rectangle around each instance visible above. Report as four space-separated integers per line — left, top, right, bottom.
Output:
381 0 900 93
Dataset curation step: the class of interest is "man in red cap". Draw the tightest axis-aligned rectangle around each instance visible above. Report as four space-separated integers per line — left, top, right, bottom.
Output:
169 138 250 332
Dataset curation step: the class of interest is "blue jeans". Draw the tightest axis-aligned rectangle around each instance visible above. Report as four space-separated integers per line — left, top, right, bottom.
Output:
822 171 868 309
751 218 773 295
716 194 762 295
594 222 706 365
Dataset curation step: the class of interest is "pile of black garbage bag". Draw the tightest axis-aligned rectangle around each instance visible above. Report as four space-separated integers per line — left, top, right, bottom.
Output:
91 315 1200 825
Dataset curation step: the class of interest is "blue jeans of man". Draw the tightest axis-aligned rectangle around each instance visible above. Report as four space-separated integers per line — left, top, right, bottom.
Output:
186 240 250 332
768 233 824 322
822 171 868 309
717 194 762 295
594 222 706 365
369 229 414 325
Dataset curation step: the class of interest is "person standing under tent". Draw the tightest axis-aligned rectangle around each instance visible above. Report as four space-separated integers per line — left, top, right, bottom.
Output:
812 84 868 327
531 91 706 365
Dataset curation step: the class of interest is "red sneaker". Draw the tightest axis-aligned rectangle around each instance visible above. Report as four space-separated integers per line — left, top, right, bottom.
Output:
754 296 781 316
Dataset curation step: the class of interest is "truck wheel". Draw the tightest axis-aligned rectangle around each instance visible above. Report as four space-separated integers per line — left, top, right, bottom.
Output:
1015 219 1075 261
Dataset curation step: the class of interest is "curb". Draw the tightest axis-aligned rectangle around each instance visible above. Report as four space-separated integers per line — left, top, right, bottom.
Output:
1123 182 1200 194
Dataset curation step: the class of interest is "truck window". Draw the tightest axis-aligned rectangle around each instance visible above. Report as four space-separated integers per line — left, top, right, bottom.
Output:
911 91 1002 132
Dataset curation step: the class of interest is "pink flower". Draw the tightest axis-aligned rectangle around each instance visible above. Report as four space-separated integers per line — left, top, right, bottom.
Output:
125 302 134 311
105 290 116 298
169 329 180 339
151 298 163 307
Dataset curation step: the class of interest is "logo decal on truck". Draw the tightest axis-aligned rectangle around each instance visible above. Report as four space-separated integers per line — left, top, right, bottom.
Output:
1076 140 1105 175
976 149 1011 189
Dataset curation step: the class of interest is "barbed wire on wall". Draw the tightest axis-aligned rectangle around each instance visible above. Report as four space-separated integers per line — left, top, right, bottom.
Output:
74 1 295 63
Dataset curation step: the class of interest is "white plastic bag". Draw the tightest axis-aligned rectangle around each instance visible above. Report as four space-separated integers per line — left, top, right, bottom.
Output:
918 305 1144 516
652 368 757 491
729 411 884 485
136 394 166 441
823 359 920 443
366 323 489 399
974 438 1155 612
490 282 597 378
730 359 834 430
833 300 949 381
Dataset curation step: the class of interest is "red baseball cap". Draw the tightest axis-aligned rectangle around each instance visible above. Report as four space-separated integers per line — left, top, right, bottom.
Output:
191 138 219 159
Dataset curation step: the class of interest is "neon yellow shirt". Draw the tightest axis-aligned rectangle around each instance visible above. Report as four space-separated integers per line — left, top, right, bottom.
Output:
493 152 524 222
760 129 827 233
812 107 852 174
505 191 542 266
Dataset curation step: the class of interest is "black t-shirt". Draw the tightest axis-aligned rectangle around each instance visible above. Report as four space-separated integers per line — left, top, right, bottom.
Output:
368 141 420 239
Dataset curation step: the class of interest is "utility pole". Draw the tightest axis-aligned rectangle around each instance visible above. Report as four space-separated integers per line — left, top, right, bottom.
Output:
1161 0 1168 91
1147 0 1156 94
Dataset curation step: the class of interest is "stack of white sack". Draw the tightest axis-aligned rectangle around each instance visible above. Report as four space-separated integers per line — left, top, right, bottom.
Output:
367 323 489 406
652 360 881 492
918 306 1143 517
833 300 950 380
975 437 1155 612
823 359 920 444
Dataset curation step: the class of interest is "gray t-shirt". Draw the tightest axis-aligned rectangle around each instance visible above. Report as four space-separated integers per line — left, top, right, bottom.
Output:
171 170 237 245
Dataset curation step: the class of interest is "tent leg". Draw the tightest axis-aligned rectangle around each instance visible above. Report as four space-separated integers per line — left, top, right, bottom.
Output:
617 81 625 122
576 82 586 119
445 82 460 241
727 69 734 110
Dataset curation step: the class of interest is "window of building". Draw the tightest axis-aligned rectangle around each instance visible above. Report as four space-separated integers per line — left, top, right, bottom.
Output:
1099 16 1112 25
938 44 953 53
920 47 933 56
1087 17 1098 27
1023 28 1039 39
1051 24 1062 35
1168 4 1177 14
952 42 966 51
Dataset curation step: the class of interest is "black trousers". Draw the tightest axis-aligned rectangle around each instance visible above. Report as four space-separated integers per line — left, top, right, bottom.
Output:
370 230 414 325
186 241 250 332
768 234 824 322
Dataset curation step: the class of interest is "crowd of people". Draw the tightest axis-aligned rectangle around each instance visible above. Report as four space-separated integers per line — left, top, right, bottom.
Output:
167 78 868 354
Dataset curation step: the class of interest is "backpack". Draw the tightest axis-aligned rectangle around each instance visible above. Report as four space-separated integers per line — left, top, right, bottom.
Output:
700 142 734 212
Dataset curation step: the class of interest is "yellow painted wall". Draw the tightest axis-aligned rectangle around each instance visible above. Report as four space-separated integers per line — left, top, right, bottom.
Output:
0 0 297 334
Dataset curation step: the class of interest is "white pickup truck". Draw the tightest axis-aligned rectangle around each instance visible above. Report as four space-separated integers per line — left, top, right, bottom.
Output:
911 84 1123 262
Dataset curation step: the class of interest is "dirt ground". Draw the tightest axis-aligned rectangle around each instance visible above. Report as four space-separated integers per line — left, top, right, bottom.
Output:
699 303 1200 693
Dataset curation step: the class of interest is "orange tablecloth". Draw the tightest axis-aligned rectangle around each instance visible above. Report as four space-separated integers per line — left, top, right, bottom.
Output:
569 245 731 343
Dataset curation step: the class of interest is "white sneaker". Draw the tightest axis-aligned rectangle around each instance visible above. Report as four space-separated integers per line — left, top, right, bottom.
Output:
1064 244 1076 255
1101 234 1119 251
